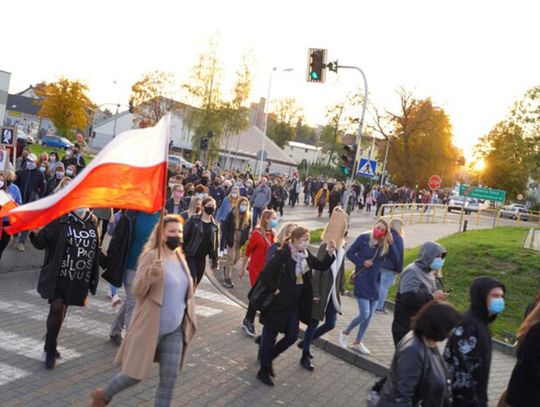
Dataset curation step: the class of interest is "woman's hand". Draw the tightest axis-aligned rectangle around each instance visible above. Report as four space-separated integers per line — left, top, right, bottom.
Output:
150 260 163 276
363 259 373 268
327 240 337 256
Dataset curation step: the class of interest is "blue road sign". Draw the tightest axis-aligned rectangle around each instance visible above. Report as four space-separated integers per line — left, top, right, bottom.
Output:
358 158 377 178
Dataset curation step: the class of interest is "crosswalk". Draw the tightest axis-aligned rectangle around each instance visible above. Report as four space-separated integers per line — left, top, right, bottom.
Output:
0 276 238 387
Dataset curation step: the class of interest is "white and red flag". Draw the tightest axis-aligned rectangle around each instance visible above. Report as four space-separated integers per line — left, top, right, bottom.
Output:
5 115 170 234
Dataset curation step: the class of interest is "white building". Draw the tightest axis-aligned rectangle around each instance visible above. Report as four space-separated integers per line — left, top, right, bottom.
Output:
283 140 322 164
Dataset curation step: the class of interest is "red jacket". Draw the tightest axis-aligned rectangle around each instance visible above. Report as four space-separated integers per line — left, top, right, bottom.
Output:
245 227 275 286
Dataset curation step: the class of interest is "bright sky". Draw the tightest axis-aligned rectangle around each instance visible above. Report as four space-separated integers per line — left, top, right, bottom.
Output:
4 0 539 160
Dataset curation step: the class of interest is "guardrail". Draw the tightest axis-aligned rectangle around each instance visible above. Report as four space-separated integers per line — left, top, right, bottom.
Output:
495 209 540 226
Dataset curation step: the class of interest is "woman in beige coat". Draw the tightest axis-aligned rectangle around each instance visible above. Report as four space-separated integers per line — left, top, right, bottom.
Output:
91 214 197 407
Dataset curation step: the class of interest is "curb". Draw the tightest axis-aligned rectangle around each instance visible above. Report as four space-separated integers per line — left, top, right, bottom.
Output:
204 268 389 378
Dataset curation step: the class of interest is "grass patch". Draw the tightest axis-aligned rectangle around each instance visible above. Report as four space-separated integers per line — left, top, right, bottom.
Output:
345 227 540 341
310 228 324 244
29 144 94 163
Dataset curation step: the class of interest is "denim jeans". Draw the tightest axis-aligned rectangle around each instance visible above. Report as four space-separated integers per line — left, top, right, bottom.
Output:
303 300 337 353
252 206 263 229
109 268 137 336
109 284 118 297
345 297 377 342
376 268 397 310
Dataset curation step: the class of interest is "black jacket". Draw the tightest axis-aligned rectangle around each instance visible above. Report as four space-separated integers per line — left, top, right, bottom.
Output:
15 168 45 203
45 176 61 196
378 332 452 407
505 322 540 407
30 213 100 301
258 245 335 333
222 210 250 248
443 277 506 407
165 197 188 215
183 215 219 268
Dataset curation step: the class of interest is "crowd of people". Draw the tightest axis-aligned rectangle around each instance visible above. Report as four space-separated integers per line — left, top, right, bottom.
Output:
0 154 537 407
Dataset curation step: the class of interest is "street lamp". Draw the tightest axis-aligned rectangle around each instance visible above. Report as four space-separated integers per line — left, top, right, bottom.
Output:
259 67 294 177
112 80 120 138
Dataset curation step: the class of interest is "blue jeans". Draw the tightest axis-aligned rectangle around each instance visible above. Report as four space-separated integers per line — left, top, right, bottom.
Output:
376 268 397 310
109 284 118 297
345 298 377 342
303 300 337 353
252 206 263 229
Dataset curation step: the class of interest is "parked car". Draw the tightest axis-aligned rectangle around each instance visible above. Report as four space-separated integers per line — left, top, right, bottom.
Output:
448 195 467 212
16 130 35 144
167 154 193 170
464 198 491 214
500 205 530 221
41 135 74 149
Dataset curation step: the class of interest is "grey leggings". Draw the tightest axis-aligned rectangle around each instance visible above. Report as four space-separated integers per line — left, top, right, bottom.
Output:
104 325 183 406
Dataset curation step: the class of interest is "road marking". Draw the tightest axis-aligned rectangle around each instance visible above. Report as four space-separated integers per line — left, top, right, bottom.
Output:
0 329 81 364
24 289 116 315
0 362 31 385
195 305 223 317
195 289 239 307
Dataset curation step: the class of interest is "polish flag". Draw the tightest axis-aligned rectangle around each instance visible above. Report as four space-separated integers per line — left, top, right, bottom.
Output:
5 114 170 234
0 190 18 219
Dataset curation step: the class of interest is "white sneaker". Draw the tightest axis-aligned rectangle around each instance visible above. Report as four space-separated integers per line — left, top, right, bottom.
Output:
223 248 228 256
17 243 25 252
354 342 371 355
111 294 121 307
339 331 349 349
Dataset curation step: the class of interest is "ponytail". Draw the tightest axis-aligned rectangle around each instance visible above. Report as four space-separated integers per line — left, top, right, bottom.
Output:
281 226 309 249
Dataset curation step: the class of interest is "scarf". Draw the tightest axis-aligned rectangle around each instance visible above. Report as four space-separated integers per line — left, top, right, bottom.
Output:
289 243 308 277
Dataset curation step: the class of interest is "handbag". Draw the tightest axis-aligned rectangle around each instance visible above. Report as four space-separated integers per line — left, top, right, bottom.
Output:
349 247 380 287
248 265 284 311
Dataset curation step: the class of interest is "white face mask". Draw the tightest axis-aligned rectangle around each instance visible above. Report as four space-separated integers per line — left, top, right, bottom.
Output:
0 181 4 189
297 240 309 251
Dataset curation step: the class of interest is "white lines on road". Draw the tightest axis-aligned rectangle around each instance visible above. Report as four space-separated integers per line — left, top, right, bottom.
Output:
196 305 223 317
0 362 31 386
195 289 240 307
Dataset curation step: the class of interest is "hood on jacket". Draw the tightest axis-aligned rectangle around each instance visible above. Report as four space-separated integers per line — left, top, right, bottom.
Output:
469 276 506 323
414 241 447 272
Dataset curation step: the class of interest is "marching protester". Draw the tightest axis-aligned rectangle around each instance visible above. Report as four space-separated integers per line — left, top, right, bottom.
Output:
0 171 22 260
339 219 394 355
222 196 251 288
270 177 288 217
182 197 219 286
250 177 271 228
256 226 336 386
65 164 77 179
298 208 348 371
216 185 240 255
30 208 100 369
314 183 330 218
165 184 188 215
265 221 296 263
239 209 279 337
391 241 448 346
180 196 202 223
48 151 60 173
45 162 65 196
376 301 461 406
105 210 160 346
444 277 506 407
91 214 197 407
376 219 405 313
503 300 540 407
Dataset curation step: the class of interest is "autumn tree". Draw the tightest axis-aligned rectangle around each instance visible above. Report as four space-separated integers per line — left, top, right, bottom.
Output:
129 71 177 126
320 104 345 165
36 78 95 138
267 98 304 148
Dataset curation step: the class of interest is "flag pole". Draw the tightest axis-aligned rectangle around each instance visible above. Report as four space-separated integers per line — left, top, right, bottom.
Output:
157 114 171 260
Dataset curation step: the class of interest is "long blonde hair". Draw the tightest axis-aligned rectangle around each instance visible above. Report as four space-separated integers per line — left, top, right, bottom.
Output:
234 196 251 230
517 300 540 345
389 218 405 237
275 222 298 245
188 196 202 217
369 218 390 255
141 214 183 256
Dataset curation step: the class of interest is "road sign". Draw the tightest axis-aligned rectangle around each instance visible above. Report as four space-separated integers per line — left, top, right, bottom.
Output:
459 184 506 203
517 193 524 201
428 175 442 190
357 157 377 178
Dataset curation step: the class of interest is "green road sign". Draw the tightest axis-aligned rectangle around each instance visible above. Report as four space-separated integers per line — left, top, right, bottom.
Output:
459 185 506 202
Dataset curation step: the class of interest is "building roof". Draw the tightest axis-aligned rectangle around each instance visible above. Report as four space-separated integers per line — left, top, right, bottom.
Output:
6 94 41 115
221 126 296 166
286 140 321 151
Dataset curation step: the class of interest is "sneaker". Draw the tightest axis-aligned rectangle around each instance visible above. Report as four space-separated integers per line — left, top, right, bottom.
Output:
375 308 387 314
223 278 234 289
256 368 274 386
223 248 228 256
339 331 349 349
111 295 121 307
90 388 109 407
218 250 224 257
242 319 256 337
353 342 371 355
17 243 25 252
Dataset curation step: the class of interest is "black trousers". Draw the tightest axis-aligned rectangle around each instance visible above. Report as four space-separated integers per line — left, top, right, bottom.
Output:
186 256 206 286
0 229 11 260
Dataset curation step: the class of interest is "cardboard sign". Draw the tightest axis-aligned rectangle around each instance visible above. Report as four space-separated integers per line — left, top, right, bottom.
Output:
321 208 348 247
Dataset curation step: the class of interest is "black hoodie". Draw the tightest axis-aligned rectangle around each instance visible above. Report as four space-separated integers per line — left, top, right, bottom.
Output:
443 277 506 407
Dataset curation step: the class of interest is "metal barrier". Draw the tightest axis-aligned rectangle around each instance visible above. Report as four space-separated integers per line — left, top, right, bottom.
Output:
496 209 540 226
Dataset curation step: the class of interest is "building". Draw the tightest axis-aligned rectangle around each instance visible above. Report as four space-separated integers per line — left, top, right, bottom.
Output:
3 85 55 136
0 71 11 127
283 140 322 164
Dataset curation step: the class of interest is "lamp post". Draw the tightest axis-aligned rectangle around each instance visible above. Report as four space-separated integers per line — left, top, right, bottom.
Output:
112 80 120 138
258 67 293 178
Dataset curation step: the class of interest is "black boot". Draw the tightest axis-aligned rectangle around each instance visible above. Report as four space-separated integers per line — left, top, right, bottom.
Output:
44 335 57 369
45 352 56 370
300 352 314 371
268 362 275 377
257 366 274 386
296 340 313 359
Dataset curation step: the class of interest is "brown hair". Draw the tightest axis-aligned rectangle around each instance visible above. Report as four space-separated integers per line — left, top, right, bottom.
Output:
258 209 276 231
282 226 309 248
202 196 216 208
142 214 184 255
517 300 540 345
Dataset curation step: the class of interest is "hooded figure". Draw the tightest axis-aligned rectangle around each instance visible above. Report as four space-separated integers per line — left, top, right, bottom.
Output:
443 276 506 407
391 241 447 346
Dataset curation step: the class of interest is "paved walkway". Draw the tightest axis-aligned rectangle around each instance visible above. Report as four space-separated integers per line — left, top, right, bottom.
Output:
0 268 375 406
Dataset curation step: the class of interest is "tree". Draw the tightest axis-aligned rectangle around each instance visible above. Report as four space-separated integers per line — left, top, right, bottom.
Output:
129 71 177 126
35 78 95 138
320 103 345 166
267 98 303 148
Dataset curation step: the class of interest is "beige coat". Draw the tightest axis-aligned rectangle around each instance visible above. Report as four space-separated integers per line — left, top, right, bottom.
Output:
113 248 197 380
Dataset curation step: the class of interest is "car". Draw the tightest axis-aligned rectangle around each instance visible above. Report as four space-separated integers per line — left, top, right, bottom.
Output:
167 154 193 170
448 195 467 212
16 130 35 144
464 198 491 214
499 205 530 221
41 135 74 149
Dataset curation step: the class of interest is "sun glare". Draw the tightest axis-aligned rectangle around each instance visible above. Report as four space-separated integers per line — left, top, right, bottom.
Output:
473 159 486 172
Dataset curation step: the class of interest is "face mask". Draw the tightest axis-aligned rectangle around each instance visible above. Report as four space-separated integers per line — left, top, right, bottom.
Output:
230 193 238 199
165 236 181 251
26 162 36 170
239 204 247 213
488 297 505 315
56 171 64 179
270 219 279 228
204 206 215 215
195 193 205 199
187 190 193 196
201 176 208 183
297 240 309 251
373 228 386 239
430 257 445 270
169 182 175 189
39 167 46 173
173 191 184 200
65 151 72 158
66 169 73 177
73 208 87 218
0 181 4 189
50 158 56 163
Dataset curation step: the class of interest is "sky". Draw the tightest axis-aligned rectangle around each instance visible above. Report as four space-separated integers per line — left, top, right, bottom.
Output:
3 0 539 160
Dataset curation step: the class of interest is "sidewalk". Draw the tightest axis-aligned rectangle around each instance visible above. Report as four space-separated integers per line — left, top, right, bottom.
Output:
211 222 515 407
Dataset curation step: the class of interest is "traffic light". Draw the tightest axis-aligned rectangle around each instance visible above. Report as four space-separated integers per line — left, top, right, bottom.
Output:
306 48 327 83
340 144 357 176
199 130 215 151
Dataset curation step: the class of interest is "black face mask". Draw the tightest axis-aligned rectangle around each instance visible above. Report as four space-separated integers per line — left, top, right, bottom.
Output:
204 206 215 215
187 190 194 196
201 176 208 184
165 236 182 251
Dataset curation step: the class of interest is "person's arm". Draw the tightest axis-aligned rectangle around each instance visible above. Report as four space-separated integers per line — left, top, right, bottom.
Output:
521 323 540 384
307 249 335 271
393 345 425 406
210 222 219 268
265 186 272 207
259 251 284 292
223 211 234 247
133 254 163 298
399 276 434 310
345 235 369 268
29 219 59 250
182 217 193 250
